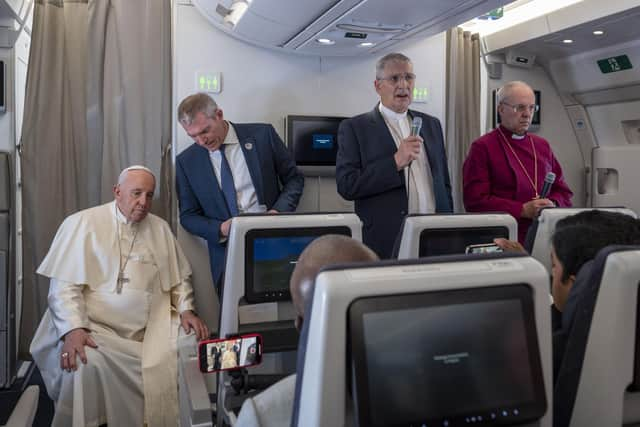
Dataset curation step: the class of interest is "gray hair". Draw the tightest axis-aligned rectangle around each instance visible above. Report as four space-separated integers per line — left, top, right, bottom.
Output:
117 165 155 185
177 93 219 126
496 81 533 104
375 53 412 79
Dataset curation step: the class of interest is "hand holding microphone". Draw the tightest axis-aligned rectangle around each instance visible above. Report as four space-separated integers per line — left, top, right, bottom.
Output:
410 116 422 137
394 116 423 170
539 172 556 199
521 172 556 219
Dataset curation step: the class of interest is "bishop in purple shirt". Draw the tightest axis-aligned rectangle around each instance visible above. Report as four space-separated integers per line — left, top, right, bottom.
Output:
463 81 573 243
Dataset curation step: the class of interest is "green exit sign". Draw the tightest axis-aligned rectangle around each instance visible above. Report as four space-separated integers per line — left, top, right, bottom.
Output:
597 55 633 74
196 71 222 93
412 87 429 103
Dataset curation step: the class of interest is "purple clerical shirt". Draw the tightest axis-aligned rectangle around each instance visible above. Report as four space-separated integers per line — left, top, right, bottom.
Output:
463 125 573 243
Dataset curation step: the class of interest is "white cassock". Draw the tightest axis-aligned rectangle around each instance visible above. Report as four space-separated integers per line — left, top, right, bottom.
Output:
30 201 195 427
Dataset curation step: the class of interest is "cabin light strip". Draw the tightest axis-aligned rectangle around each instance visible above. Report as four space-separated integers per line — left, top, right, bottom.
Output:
459 0 584 36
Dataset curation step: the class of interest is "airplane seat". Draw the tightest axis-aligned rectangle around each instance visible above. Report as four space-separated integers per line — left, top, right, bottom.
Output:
394 213 517 259
291 253 552 427
523 219 539 254
0 151 14 389
553 245 640 427
296 171 354 213
177 224 219 332
215 213 362 424
526 207 637 272
3 385 39 427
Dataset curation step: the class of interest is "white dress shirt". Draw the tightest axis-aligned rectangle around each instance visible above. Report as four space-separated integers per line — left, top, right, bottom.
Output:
378 103 436 214
209 122 267 214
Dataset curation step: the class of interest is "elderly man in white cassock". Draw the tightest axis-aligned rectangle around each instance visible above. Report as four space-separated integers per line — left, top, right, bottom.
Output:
29 165 209 427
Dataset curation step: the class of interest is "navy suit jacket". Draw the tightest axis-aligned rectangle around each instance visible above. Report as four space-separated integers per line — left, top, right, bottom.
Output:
336 106 453 258
176 122 304 291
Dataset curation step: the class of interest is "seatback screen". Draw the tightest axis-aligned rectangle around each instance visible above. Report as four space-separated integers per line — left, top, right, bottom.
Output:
419 226 509 257
244 226 351 303
348 285 546 427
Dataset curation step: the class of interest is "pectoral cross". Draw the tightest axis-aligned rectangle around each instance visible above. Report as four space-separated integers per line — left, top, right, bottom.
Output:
116 273 129 294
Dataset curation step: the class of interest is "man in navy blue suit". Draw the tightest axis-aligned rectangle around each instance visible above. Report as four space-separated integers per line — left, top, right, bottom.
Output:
176 93 304 294
336 53 453 259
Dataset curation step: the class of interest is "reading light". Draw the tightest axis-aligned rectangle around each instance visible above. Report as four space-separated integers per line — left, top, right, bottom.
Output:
593 30 604 35
216 0 252 29
317 38 335 45
359 42 374 47
562 39 573 44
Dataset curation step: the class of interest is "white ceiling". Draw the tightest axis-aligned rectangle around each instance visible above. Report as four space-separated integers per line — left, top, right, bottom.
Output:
191 0 513 56
491 5 640 65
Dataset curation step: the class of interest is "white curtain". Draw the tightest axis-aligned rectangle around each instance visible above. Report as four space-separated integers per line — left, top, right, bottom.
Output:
445 27 481 212
20 0 172 353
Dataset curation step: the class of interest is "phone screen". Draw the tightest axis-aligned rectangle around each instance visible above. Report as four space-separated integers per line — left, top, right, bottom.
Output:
465 243 504 254
198 334 262 373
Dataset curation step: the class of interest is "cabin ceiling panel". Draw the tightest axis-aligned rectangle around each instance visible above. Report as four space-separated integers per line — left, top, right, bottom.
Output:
489 6 640 63
191 0 511 56
0 2 16 24
295 0 511 55
234 0 340 45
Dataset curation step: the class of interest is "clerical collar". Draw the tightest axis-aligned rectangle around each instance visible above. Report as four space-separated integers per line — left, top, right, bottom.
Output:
114 202 135 226
499 125 526 140
378 102 408 122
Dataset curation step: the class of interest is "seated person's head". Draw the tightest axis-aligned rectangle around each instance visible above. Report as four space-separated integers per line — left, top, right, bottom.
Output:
551 211 640 311
556 209 640 232
290 235 379 330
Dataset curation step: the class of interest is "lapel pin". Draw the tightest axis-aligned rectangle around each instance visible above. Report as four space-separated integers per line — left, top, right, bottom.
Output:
244 142 253 150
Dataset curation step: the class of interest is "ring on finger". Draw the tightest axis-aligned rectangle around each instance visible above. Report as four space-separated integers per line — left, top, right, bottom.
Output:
62 352 69 358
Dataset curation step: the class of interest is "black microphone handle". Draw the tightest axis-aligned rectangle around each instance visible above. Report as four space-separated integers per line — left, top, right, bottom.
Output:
540 181 553 199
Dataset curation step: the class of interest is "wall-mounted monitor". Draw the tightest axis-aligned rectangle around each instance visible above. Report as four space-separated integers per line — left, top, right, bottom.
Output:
348 284 547 427
244 226 352 303
285 115 346 167
492 89 540 131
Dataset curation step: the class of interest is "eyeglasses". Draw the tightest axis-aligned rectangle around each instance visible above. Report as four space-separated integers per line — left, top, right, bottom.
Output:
377 73 416 84
501 102 539 114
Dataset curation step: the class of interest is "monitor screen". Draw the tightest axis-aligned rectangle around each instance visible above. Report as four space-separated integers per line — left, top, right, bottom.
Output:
419 226 510 257
244 226 352 303
286 115 345 166
349 285 546 427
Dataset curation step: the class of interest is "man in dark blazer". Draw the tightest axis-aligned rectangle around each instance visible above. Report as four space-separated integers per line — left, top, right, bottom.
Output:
336 53 453 259
176 93 303 294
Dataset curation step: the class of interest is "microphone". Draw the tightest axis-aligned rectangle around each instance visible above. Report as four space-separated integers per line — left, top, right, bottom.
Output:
410 116 422 137
539 172 556 199
405 117 423 210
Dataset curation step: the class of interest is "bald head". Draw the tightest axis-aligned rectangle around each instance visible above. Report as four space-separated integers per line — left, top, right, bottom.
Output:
289 235 379 329
496 81 533 105
496 80 537 135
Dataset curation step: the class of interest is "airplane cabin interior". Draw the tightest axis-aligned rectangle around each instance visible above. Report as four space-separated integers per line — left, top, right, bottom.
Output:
1 0 640 426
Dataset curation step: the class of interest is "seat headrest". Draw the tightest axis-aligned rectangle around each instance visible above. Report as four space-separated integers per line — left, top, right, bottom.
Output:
390 216 407 259
554 245 640 427
523 216 540 253
290 290 314 427
289 252 531 427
